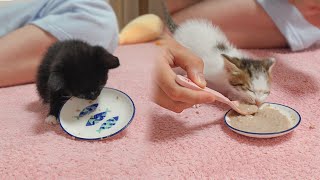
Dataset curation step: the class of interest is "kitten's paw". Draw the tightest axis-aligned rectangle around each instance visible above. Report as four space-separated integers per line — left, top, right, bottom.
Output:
193 104 201 108
45 115 58 125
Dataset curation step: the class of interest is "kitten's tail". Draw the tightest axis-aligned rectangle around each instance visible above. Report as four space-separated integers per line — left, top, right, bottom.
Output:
161 0 178 33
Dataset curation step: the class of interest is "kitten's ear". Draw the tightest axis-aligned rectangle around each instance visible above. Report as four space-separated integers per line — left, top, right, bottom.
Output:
48 72 65 91
106 55 120 69
93 45 120 69
264 57 276 73
222 54 241 73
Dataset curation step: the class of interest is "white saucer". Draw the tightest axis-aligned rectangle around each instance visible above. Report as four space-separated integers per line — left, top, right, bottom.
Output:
224 103 301 138
59 87 135 140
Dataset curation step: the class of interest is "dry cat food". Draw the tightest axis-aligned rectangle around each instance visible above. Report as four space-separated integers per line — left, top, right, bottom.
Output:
229 105 292 133
309 125 315 129
237 103 258 114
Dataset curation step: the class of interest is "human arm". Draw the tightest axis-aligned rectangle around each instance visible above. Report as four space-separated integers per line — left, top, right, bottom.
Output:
0 25 56 87
165 0 202 14
169 0 287 49
0 0 118 87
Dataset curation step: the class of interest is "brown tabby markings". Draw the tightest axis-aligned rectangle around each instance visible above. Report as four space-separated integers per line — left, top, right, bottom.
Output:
222 54 274 91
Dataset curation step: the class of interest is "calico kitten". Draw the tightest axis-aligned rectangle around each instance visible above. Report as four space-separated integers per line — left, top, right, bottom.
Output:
36 40 120 124
162 2 275 105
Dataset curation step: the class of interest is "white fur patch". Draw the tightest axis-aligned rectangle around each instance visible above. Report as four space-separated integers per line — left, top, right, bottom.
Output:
173 19 247 93
251 74 270 103
252 74 268 91
45 115 58 125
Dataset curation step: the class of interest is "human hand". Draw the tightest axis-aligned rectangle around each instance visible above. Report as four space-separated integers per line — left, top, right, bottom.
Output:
152 34 214 113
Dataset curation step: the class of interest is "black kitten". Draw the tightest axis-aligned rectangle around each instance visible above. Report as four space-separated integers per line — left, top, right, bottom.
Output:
36 40 120 124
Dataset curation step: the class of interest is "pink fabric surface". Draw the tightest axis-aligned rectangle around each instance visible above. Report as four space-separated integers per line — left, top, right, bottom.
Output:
0 43 319 179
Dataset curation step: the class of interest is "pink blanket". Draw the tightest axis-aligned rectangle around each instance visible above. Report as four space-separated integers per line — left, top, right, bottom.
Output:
0 43 319 179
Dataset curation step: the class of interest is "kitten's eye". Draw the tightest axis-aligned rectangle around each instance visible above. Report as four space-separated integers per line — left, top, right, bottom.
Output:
232 84 244 87
264 91 270 95
247 88 254 93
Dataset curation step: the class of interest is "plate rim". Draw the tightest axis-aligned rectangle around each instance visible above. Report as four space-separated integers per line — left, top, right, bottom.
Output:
58 87 136 140
224 102 301 136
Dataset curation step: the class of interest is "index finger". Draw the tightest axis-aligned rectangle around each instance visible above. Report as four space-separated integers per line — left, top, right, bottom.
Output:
156 54 213 104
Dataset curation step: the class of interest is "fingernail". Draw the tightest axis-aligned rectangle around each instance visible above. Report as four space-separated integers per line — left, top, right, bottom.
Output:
197 73 206 87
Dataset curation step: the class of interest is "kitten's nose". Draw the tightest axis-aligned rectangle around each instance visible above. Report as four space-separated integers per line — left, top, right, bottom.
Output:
255 100 263 106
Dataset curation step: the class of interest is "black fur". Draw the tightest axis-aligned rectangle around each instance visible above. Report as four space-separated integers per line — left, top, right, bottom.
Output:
36 40 120 118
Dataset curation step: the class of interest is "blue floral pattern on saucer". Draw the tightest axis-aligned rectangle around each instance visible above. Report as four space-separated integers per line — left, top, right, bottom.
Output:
74 103 98 119
86 108 111 126
59 87 135 140
96 116 119 133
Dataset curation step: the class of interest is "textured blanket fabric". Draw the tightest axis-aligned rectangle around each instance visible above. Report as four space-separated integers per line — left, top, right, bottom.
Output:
0 43 319 179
